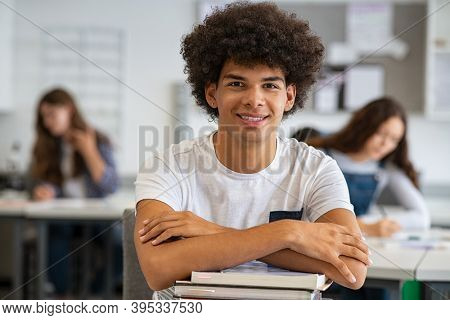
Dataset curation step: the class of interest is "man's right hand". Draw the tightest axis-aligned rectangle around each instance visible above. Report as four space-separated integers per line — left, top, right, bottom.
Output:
274 220 371 284
138 210 232 245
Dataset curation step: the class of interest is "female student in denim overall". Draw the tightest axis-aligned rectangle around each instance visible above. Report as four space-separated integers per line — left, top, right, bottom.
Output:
307 97 429 237
305 97 430 299
29 88 119 297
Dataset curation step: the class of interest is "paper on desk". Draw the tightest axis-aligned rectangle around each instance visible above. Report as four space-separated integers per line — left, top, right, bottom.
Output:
391 231 450 250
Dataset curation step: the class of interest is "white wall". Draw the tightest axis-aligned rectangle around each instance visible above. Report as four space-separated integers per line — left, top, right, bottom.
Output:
0 0 196 176
0 0 449 186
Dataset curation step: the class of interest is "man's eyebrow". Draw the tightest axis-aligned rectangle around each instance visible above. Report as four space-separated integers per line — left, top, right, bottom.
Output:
223 74 286 84
262 76 285 84
223 73 246 80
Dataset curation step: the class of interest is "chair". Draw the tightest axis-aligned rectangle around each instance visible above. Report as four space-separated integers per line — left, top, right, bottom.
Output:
291 126 322 143
122 208 154 299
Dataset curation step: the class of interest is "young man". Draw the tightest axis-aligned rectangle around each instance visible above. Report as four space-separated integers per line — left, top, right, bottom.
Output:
135 2 370 298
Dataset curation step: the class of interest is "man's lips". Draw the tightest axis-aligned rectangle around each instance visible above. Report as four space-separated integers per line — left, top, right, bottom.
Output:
236 113 269 122
235 113 269 126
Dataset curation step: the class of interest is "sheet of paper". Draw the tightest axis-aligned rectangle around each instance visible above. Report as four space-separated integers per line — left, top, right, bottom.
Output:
344 64 385 110
347 3 393 52
314 77 340 113
433 53 450 112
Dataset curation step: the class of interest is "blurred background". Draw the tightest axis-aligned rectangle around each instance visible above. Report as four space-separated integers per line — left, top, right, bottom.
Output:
0 0 449 299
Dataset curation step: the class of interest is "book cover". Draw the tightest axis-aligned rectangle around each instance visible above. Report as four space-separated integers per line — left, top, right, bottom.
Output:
191 261 330 290
174 281 321 300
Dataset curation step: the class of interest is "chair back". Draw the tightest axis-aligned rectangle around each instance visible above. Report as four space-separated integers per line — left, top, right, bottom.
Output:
122 208 154 299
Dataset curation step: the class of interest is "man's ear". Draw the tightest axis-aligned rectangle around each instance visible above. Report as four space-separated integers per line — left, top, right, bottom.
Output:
205 82 218 109
284 84 296 112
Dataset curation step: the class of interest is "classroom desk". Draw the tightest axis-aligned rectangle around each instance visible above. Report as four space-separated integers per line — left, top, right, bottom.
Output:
416 248 450 281
25 196 133 299
425 197 450 228
415 239 450 299
366 242 425 280
0 198 29 299
366 229 450 299
365 238 426 299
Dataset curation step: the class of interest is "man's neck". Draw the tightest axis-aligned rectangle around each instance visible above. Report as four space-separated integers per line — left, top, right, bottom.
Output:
213 130 277 174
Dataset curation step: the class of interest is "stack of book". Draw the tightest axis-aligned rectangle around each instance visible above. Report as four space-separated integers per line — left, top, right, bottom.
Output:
174 261 331 300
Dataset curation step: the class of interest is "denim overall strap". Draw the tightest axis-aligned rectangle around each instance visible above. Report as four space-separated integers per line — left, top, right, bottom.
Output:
343 172 379 216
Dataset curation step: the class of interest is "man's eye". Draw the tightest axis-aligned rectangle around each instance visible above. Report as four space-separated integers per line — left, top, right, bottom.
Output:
263 83 279 89
228 81 243 87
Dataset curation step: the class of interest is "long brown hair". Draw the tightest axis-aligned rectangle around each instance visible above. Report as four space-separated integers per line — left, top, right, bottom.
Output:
308 97 419 188
30 88 109 187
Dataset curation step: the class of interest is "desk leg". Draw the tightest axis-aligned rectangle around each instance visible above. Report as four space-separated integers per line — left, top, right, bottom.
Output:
11 218 24 299
80 225 91 299
36 221 48 299
105 226 114 299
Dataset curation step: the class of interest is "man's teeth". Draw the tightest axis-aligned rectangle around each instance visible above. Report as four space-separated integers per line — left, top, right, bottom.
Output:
240 115 265 121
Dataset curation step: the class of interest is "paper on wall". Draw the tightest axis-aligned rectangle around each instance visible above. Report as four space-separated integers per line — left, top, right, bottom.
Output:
347 3 393 52
344 64 384 111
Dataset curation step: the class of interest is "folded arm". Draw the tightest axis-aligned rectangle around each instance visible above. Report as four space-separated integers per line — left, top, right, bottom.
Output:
259 209 368 289
135 200 291 290
135 200 369 291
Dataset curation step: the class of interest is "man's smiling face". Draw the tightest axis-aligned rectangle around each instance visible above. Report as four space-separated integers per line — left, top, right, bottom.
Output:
205 60 296 143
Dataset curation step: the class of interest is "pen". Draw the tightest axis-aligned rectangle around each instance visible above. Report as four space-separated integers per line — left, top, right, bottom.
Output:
378 205 387 218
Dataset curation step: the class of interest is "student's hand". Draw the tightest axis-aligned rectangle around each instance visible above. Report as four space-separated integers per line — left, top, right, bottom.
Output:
66 127 97 156
278 220 371 284
362 219 401 238
32 184 55 201
138 211 232 245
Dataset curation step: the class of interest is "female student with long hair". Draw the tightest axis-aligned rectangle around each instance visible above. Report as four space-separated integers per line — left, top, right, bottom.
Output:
307 97 429 237
30 88 119 296
31 88 118 200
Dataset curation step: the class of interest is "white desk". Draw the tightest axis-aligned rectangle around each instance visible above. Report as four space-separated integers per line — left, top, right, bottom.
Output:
25 198 129 220
366 229 450 299
367 241 426 281
25 195 133 299
1 193 133 299
414 229 450 282
425 197 450 228
416 248 450 281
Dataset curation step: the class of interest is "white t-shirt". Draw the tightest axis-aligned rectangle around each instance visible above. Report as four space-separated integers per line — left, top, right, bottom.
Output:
135 132 354 226
61 143 86 198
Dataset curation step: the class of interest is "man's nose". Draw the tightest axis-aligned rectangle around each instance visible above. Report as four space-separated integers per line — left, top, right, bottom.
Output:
243 86 264 108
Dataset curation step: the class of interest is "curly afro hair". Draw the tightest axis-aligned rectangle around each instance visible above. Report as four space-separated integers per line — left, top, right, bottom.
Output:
181 1 324 120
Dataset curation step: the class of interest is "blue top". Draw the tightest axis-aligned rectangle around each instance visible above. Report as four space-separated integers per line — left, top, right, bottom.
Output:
82 141 119 198
36 141 119 199
327 148 430 230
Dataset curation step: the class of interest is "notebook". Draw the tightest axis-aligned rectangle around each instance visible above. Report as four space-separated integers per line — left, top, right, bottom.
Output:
174 281 322 300
191 261 330 291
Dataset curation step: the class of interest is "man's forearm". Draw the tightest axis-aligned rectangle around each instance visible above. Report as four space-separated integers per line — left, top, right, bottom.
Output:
259 249 366 289
136 201 367 291
136 222 290 291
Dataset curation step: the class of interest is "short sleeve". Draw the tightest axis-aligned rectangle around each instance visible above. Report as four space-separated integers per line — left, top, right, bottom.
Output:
135 153 183 213
305 158 354 222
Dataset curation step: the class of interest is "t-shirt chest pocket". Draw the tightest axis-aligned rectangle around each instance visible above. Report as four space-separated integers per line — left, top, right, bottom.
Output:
269 209 303 222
